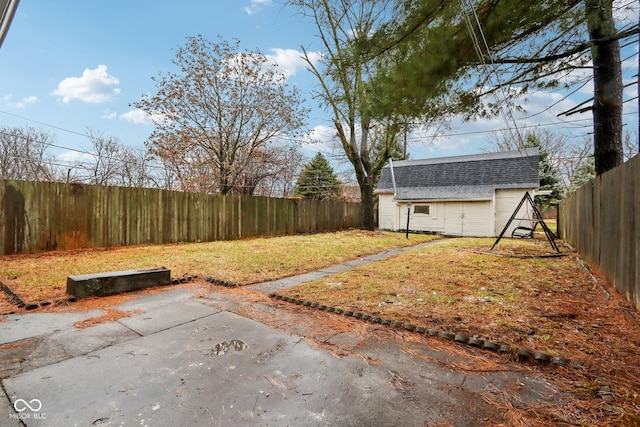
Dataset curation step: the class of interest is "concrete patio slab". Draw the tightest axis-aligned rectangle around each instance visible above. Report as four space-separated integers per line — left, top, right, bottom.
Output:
3 309 503 426
0 310 103 345
117 299 220 336
1 241 570 426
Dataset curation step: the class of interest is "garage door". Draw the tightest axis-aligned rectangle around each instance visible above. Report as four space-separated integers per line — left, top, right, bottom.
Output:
444 201 492 237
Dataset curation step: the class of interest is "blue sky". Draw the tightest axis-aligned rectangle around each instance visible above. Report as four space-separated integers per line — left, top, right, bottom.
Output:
0 1 323 160
1 0 638 178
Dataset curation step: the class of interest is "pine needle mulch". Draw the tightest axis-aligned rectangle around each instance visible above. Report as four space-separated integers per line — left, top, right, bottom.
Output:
277 237 640 426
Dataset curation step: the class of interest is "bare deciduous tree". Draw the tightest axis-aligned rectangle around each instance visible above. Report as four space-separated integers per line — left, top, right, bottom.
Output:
115 145 156 188
81 129 123 186
241 141 305 197
0 126 57 181
67 129 155 188
133 36 308 195
288 0 404 229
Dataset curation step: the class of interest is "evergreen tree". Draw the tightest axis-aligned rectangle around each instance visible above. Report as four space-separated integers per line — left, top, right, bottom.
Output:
524 135 564 211
362 0 633 175
294 153 342 200
569 156 595 192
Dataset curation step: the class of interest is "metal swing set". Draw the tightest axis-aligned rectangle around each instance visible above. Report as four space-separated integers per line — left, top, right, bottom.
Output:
490 192 560 253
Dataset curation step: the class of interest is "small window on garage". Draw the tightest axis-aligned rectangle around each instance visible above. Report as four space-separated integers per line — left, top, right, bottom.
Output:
414 205 430 215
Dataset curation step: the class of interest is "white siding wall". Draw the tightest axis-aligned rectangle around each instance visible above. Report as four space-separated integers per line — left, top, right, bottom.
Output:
407 202 445 233
443 202 463 235
381 199 493 236
379 188 536 237
494 189 535 237
440 201 493 237
378 194 399 230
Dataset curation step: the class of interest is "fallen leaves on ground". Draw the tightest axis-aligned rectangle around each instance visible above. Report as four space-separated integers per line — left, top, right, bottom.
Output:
74 308 142 329
2 233 639 425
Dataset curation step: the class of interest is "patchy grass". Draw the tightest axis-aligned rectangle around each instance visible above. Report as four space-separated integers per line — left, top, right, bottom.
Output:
280 238 589 346
0 230 438 303
279 237 640 426
532 217 558 235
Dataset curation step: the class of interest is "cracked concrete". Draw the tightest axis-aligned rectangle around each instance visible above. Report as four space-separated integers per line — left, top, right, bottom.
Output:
1 293 507 426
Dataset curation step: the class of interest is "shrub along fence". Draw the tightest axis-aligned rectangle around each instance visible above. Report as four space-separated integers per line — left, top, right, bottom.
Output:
0 180 363 255
559 154 639 312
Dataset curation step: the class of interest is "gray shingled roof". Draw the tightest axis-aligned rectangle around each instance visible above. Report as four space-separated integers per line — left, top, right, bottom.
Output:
376 148 539 201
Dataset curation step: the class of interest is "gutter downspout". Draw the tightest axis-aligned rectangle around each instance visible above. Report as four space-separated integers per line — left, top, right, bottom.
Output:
389 158 397 197
389 158 404 232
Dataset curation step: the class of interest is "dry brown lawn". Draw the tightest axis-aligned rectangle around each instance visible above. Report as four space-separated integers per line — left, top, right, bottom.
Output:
277 237 640 426
0 230 438 304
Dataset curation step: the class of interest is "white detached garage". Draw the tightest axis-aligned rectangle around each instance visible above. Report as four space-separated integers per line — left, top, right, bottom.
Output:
375 149 540 237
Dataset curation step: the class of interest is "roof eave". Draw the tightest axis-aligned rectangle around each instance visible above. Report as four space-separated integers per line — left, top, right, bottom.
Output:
394 197 493 203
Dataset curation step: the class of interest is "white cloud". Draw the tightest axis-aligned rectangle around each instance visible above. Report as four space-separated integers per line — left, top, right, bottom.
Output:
102 109 117 120
57 150 94 164
15 95 38 108
302 125 338 150
222 48 320 83
22 95 38 104
406 123 475 157
119 109 154 125
267 48 321 78
51 65 121 104
244 0 272 15
2 94 39 108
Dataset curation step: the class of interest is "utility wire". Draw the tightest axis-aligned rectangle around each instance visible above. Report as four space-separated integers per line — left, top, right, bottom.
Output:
460 0 526 150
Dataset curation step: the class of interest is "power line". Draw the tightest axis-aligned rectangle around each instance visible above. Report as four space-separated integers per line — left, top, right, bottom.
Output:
0 109 96 139
402 118 591 144
460 0 525 150
0 127 169 172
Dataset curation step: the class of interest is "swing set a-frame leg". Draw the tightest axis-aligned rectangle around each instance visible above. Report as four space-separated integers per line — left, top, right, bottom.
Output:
490 192 559 253
528 193 560 252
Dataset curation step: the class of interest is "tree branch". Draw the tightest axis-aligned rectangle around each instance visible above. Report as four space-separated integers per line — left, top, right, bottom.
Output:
492 27 640 64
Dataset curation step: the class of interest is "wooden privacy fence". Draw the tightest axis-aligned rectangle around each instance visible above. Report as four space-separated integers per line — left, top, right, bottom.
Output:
0 180 363 255
559 154 639 312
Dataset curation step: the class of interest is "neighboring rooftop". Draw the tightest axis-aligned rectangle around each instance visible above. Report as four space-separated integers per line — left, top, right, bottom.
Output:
376 148 539 201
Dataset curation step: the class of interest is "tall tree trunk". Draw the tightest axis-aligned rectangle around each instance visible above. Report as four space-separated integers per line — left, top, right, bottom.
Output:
585 0 624 175
359 177 376 231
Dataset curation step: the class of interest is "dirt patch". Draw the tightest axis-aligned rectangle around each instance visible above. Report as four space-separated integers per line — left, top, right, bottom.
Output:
73 308 143 329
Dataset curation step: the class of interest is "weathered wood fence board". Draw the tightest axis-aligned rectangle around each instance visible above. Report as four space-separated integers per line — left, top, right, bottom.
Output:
559 154 639 312
0 180 362 255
